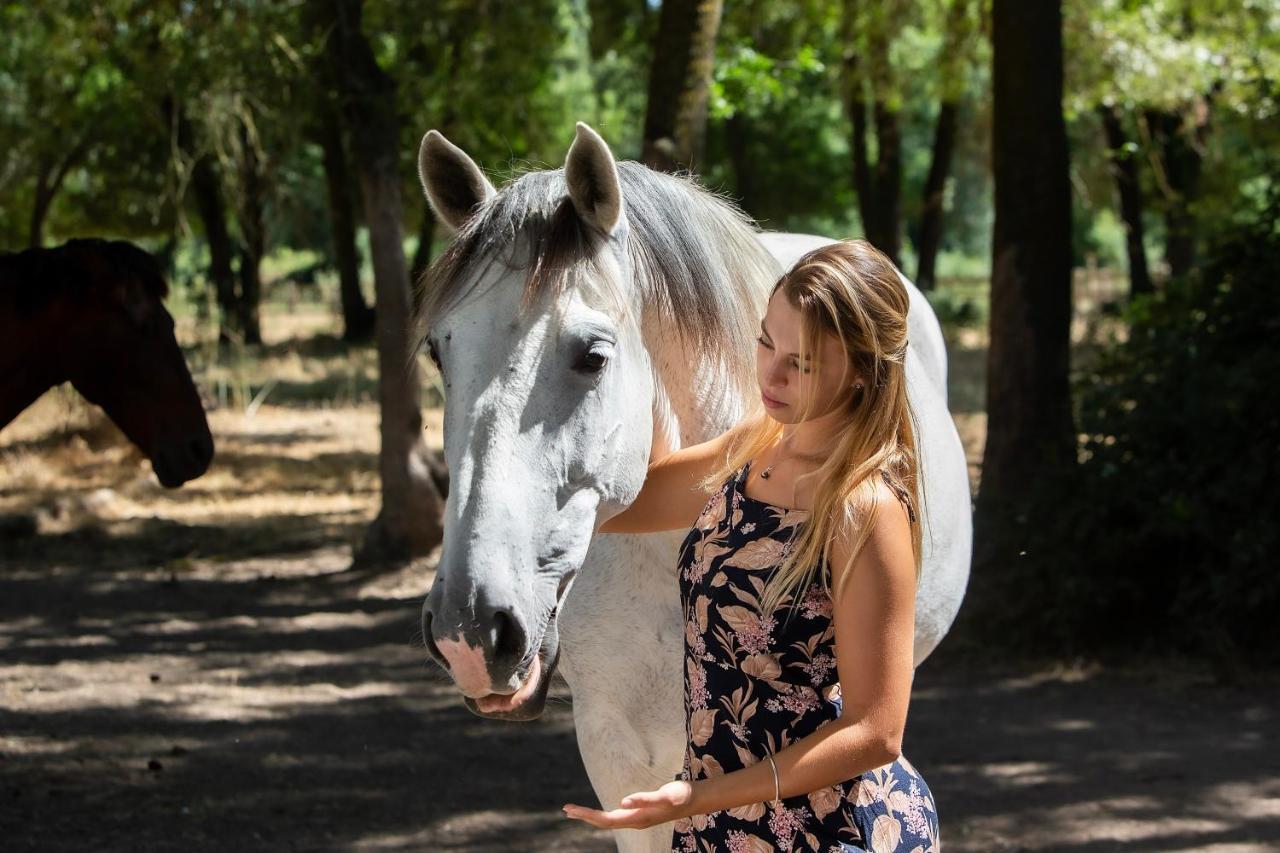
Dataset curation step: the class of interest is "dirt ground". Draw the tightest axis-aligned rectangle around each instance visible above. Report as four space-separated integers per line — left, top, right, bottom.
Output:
2 306 1277 852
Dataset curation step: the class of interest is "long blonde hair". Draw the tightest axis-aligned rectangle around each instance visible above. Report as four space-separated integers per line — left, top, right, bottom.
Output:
699 239 925 618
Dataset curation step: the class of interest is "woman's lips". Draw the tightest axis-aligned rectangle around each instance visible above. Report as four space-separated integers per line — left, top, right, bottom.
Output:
474 654 542 713
762 391 786 409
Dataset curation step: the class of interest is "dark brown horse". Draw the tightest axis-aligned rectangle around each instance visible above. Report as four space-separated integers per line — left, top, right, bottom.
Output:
0 238 214 487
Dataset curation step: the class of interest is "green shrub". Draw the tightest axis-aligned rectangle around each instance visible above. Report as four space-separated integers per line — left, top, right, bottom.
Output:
1019 194 1280 665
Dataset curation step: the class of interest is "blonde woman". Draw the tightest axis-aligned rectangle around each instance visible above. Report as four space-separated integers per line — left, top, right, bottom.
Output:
563 240 940 852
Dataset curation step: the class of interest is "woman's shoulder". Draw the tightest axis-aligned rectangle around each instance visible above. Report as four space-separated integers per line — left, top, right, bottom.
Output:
824 477 915 595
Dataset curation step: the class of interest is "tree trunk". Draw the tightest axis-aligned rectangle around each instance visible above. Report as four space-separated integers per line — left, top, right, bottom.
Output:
724 112 758 217
840 0 902 267
28 135 90 249
316 96 375 342
410 202 436 287
916 0 972 290
641 0 724 173
916 100 958 291
236 120 264 345
1098 104 1152 298
1145 108 1204 280
311 0 443 564
973 0 1075 579
167 98 239 345
870 98 902 266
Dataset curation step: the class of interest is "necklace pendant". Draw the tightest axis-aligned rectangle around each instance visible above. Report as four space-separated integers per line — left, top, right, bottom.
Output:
760 465 773 479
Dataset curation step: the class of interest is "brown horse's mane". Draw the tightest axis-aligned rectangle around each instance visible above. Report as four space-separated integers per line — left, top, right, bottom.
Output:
0 238 169 315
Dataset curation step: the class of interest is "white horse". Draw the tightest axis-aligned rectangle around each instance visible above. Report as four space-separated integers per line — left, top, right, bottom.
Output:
415 122 971 853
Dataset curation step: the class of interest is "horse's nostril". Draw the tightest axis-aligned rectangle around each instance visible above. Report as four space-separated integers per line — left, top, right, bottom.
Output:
488 608 527 666
422 610 449 670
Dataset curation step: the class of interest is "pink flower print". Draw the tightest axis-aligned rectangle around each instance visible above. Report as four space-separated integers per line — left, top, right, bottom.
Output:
766 802 807 852
765 686 822 716
698 488 727 531
686 655 710 711
802 652 836 686
684 552 712 585
798 584 832 619
739 521 756 534
735 612 776 655
726 830 774 853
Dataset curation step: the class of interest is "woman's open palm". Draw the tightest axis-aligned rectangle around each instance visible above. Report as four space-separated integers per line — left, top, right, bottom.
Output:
562 780 694 830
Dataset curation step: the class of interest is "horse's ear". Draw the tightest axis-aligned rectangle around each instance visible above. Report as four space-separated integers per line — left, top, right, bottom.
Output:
418 130 496 232
564 122 626 236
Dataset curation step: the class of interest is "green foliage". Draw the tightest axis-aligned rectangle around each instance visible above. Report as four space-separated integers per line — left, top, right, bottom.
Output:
1011 195 1280 665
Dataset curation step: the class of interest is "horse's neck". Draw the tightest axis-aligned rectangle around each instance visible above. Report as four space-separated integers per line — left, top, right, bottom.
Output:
0 280 65 430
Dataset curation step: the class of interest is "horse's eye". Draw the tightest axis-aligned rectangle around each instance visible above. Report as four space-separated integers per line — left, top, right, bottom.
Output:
574 344 611 374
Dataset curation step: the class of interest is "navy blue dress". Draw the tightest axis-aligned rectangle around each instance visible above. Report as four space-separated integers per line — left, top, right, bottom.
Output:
669 460 940 853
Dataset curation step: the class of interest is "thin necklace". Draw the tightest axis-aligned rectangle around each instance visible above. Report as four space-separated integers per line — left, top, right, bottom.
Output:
758 441 826 480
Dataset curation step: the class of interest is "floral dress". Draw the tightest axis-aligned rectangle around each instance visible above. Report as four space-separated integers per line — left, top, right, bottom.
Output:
670 459 940 853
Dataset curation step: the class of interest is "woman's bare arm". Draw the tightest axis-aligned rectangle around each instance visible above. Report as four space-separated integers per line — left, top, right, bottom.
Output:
597 430 737 534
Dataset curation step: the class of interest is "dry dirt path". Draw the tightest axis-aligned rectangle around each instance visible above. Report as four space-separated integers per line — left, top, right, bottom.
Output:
2 534 1277 852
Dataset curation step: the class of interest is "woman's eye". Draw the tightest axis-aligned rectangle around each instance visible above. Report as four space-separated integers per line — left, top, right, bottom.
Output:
756 335 772 349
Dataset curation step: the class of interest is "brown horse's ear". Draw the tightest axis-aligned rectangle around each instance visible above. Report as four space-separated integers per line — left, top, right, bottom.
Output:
418 130 496 233
564 122 626 237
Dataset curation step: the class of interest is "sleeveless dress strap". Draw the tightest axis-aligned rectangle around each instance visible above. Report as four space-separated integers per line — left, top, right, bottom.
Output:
879 468 918 524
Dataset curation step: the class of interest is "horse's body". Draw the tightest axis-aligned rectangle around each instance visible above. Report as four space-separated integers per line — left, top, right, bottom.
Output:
415 124 970 852
0 238 213 487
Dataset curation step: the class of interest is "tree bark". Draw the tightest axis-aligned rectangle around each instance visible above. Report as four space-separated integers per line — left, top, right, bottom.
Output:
236 119 264 345
974 0 1075 578
316 96 375 342
1145 108 1204 280
1098 104 1152 297
916 0 972 290
166 97 240 345
641 0 724 173
28 134 91 249
916 100 958 291
410 202 436 287
840 0 902 267
311 0 443 564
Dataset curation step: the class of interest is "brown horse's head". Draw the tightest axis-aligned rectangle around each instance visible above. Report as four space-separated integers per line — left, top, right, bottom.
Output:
54 239 214 487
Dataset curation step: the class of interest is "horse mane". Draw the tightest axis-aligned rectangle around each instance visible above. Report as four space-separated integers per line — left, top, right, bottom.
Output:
0 238 169 315
414 161 782 400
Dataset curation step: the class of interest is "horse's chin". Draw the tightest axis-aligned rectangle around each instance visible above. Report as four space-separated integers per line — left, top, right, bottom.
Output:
465 642 560 721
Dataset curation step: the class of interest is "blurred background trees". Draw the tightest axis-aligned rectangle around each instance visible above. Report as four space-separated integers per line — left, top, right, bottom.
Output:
2 0 1277 662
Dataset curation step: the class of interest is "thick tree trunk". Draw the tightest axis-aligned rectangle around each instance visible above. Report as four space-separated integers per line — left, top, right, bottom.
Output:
641 0 724 173
237 120 264 345
973 0 1075 579
1099 104 1152 297
916 100 958 291
312 0 443 563
316 97 375 342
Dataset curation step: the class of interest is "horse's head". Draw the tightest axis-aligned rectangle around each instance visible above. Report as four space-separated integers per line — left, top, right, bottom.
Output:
416 125 660 719
415 123 773 719
59 239 214 487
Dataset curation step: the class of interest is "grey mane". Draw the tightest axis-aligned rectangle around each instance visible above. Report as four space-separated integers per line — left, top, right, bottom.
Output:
414 161 782 398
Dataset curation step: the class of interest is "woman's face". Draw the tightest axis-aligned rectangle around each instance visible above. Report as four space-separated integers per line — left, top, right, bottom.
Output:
755 289 862 425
